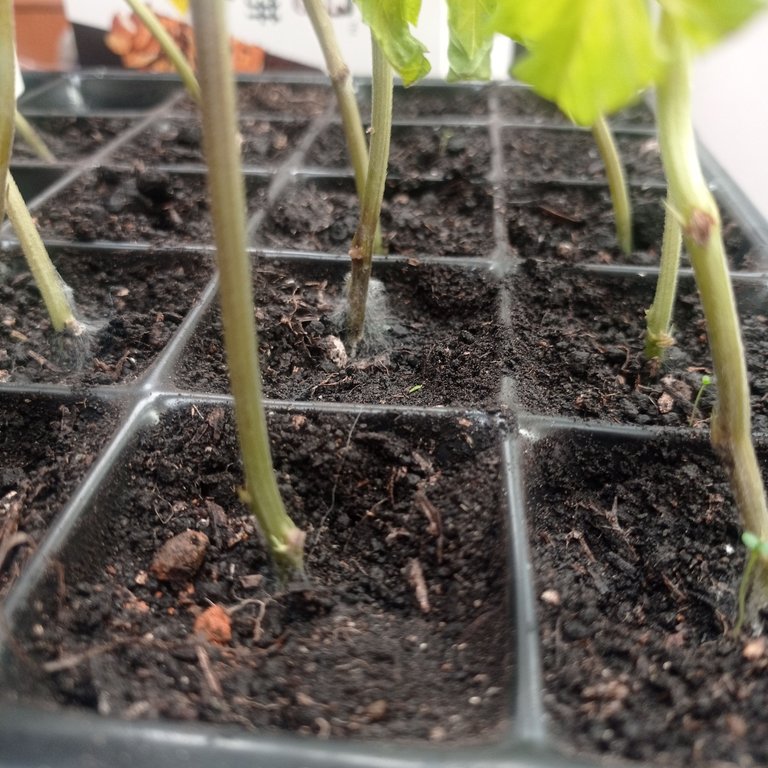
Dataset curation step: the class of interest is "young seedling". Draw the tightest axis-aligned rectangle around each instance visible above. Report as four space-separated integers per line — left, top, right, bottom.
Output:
1 1 87 352
14 110 56 163
735 531 768 635
493 0 768 624
689 373 713 427
189 0 305 578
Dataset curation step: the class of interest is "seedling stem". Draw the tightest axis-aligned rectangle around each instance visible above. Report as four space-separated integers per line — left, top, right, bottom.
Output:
346 32 392 352
645 198 683 359
591 114 632 254
190 0 304 577
656 12 768 599
0 0 15 223
14 110 56 162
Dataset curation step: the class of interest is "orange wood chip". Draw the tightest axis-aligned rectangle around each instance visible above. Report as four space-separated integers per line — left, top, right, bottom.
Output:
194 604 232 645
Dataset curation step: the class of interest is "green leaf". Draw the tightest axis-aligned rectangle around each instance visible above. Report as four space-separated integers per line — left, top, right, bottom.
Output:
354 0 431 85
492 0 560 44
445 0 496 81
743 531 760 551
505 0 661 125
658 0 767 50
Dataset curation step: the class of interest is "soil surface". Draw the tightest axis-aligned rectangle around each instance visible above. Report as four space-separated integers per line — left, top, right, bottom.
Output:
173 82 331 118
12 117 136 163
9 406 510 743
34 168 268 245
0 246 212 386
503 128 664 184
359 85 490 120
496 87 656 128
505 183 759 270
506 260 768 431
0 392 118 599
304 124 492 180
174 259 505 408
107 116 309 168
525 428 768 767
257 176 496 258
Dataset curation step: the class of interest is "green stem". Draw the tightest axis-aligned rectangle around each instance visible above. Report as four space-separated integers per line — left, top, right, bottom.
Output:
6 173 82 335
657 13 768 549
189 0 303 577
0 0 15 223
591 115 632 254
301 0 383 253
14 110 56 162
735 548 759 635
644 198 682 359
126 0 202 105
346 33 392 352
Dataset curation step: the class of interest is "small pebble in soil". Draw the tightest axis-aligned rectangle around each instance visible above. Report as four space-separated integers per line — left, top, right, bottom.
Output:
149 529 209 582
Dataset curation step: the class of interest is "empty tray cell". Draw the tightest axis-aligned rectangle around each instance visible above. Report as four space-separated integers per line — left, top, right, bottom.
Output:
503 127 664 184
12 116 136 163
305 123 491 180
505 183 760 270
258 176 496 258
107 116 309 168
33 168 269 245
358 83 490 119
173 81 332 117
0 245 212 386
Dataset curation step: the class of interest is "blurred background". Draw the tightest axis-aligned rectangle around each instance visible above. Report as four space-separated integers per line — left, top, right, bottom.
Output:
13 0 768 222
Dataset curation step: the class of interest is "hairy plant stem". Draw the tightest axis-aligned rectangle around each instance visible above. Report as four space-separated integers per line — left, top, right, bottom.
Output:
346 33 392 353
657 14 768 600
591 114 632 254
6 173 82 335
190 0 304 577
302 0 382 253
644 198 682 358
0 0 15 223
14 110 56 162
126 0 202 105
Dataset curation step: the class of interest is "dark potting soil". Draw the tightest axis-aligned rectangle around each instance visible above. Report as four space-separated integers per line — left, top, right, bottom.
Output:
0 246 212 386
172 82 332 118
505 183 759 270
33 167 268 245
496 87 656 129
8 406 510 743
304 124 492 180
12 117 136 163
257 176 496 258
503 128 664 185
0 392 118 600
506 260 768 432
525 428 768 767
107 116 310 168
174 260 505 408
359 85 490 120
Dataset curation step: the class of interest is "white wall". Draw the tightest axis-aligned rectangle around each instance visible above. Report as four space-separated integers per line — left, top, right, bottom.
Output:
692 13 768 221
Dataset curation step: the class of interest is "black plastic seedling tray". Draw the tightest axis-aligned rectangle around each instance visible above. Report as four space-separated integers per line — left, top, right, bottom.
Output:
2 71 768 768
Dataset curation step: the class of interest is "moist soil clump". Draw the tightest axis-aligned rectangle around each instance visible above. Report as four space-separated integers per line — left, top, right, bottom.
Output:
506 260 768 431
9 406 510 743
108 116 309 168
174 260 505 408
503 128 664 185
525 429 768 767
34 168 268 245
12 117 136 163
0 246 211 386
505 183 758 270
0 393 118 599
305 124 491 180
258 177 496 258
